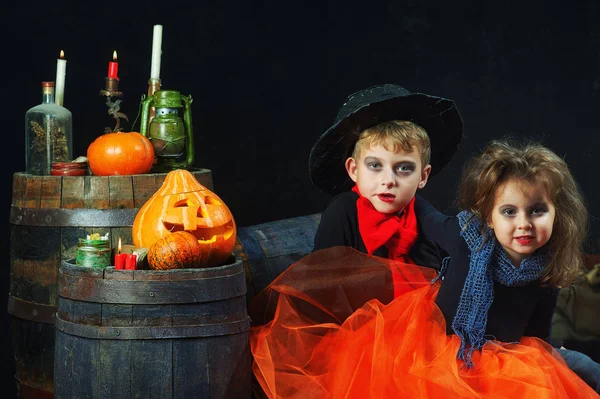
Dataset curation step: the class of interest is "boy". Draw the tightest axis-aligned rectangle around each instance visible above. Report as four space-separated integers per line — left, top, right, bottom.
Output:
309 84 463 268
248 84 463 397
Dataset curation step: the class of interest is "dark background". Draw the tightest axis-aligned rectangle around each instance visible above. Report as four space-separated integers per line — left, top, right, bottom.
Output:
2 0 600 396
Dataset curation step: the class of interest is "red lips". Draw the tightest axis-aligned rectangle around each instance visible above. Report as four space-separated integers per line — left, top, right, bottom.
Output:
515 236 533 245
377 193 396 203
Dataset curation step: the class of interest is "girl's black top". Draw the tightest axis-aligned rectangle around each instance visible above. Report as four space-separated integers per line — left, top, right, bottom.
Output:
414 195 558 343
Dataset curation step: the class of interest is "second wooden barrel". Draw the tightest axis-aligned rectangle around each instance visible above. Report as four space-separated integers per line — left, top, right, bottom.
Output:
234 213 322 303
54 259 251 399
8 170 213 398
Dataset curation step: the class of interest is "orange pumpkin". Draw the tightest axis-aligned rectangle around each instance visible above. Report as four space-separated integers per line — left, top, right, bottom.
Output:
147 231 202 270
132 169 236 268
87 131 155 175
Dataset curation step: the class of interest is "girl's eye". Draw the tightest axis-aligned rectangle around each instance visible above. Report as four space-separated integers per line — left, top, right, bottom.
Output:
502 208 516 216
531 207 546 215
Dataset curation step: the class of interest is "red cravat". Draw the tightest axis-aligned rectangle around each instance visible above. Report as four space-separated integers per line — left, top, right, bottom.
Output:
352 185 418 264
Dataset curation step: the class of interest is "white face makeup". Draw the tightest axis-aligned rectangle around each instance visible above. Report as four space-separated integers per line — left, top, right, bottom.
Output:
346 144 430 214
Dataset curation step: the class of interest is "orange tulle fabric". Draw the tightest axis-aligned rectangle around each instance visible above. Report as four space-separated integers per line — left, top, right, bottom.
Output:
249 247 599 399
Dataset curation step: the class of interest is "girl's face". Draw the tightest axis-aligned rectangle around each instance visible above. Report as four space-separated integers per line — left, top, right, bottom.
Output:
345 144 430 214
488 178 556 267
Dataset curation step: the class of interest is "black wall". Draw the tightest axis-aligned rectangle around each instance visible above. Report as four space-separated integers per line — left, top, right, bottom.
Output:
3 1 600 396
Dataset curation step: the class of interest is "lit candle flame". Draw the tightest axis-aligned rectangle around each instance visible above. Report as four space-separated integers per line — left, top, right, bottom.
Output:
118 237 122 254
113 50 117 61
59 49 65 59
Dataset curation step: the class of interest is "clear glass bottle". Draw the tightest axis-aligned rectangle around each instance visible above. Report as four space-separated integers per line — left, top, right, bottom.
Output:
25 81 73 175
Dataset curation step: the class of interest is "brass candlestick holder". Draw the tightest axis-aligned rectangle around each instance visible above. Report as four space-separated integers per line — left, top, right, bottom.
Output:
100 77 122 98
100 77 128 133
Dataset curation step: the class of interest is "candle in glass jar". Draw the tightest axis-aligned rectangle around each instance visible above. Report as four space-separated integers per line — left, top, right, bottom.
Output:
108 50 119 80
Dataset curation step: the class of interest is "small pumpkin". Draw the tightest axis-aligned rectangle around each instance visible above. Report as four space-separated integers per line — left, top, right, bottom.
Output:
132 169 236 268
87 131 155 175
147 231 202 270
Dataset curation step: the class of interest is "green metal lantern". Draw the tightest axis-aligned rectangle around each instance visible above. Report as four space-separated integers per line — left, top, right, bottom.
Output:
140 90 194 170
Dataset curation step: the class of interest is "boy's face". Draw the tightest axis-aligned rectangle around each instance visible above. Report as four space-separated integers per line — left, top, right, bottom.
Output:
345 144 431 214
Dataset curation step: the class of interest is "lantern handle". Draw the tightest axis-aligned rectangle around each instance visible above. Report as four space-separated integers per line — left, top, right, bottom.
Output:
167 94 194 170
139 94 155 137
131 94 147 132
182 94 194 168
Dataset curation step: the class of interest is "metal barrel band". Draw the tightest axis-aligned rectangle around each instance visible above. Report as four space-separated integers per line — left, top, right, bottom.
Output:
9 206 138 227
7 295 57 324
58 269 247 304
54 314 251 339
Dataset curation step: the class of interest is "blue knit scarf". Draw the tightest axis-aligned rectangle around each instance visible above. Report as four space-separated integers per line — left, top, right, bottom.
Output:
450 211 547 369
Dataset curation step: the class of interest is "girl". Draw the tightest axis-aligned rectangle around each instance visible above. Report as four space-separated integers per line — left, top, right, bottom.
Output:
416 139 588 370
250 139 599 398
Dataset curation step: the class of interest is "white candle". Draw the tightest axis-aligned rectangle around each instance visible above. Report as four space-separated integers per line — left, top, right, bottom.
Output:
150 24 163 80
55 50 67 106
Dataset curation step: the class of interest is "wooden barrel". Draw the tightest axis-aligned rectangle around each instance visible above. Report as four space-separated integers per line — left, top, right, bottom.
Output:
8 170 213 398
234 213 321 304
54 259 251 399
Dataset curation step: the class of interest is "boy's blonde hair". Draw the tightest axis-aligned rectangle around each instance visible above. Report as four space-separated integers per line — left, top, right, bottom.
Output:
351 121 431 168
457 139 589 287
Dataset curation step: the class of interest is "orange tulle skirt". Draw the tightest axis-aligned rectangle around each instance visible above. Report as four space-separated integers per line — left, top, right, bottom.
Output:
249 247 599 399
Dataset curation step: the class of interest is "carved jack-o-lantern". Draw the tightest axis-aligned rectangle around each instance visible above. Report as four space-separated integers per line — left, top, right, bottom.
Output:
132 169 236 268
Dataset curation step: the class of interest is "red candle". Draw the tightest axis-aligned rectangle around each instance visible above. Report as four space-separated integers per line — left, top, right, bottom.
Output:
108 50 119 80
114 253 126 270
114 237 125 269
125 254 137 270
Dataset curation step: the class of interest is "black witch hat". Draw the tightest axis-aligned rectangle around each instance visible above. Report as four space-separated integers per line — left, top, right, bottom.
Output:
309 84 463 195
